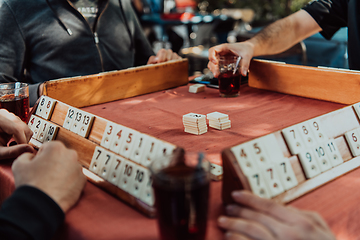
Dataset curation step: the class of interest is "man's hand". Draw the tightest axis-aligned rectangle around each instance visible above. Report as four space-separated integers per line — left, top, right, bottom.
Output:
147 49 182 64
12 141 87 213
0 109 35 160
218 191 336 240
208 42 254 78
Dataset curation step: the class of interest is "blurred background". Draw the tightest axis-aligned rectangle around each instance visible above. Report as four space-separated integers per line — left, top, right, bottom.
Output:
133 0 348 75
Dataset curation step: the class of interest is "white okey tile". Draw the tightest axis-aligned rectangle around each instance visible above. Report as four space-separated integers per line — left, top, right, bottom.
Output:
70 109 83 134
139 169 155 206
37 121 49 143
323 139 344 167
307 117 328 142
106 155 126 186
117 159 136 193
77 112 94 138
89 146 106 174
119 129 139 159
210 163 223 181
247 171 271 199
139 137 161 167
44 123 59 142
297 150 321 179
63 107 77 130
98 151 114 180
282 126 305 155
100 121 117 149
32 118 43 140
128 165 147 198
296 121 316 147
129 133 147 164
247 138 272 168
261 134 285 163
344 128 360 157
35 96 47 117
156 142 176 159
28 115 38 132
109 125 129 154
274 158 298 190
352 102 360 119
262 163 285 197
312 143 332 172
231 143 259 176
41 97 56 120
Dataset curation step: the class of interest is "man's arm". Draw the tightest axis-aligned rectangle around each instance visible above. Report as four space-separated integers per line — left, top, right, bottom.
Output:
208 10 322 77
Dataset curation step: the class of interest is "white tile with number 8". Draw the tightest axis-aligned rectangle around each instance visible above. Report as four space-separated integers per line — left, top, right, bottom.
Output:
41 97 56 120
344 128 360 157
296 121 316 147
35 96 47 117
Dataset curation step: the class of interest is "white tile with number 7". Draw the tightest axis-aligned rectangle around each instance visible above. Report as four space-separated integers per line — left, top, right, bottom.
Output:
282 126 306 155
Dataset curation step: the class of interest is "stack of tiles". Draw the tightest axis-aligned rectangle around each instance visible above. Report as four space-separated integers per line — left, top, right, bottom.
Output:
207 112 231 130
183 113 208 135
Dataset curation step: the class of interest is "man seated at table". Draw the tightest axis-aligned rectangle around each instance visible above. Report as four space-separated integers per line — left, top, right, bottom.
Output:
0 0 181 106
0 109 86 240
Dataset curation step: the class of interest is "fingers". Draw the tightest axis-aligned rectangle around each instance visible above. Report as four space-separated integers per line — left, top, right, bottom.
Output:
0 144 35 160
147 49 182 64
218 216 276 240
231 191 300 224
0 109 33 144
225 231 251 240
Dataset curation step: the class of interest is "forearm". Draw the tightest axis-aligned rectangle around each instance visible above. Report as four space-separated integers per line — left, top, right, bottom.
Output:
248 10 321 57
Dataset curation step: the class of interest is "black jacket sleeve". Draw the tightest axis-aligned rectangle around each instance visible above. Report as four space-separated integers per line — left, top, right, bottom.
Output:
0 185 65 240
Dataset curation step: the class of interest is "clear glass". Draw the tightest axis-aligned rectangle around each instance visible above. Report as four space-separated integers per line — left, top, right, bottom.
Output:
0 82 29 122
150 149 211 240
218 55 241 97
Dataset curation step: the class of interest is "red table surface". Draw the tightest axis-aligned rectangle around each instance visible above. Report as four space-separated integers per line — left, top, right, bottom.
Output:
2 84 360 240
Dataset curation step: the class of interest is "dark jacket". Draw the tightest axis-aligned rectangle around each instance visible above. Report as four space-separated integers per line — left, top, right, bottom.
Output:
0 0 154 105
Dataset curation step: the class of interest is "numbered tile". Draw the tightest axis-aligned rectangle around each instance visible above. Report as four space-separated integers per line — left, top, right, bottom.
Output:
296 122 316 147
129 134 147 164
307 117 328 141
210 163 223 181
298 150 321 178
77 112 94 138
261 134 285 163
119 129 139 159
139 169 155 206
275 159 298 190
117 159 136 192
323 140 343 167
139 137 161 167
247 171 271 199
282 126 305 154
41 97 56 120
109 125 129 154
313 144 332 172
98 151 114 179
37 121 49 143
106 155 126 186
35 96 47 117
262 164 285 197
344 129 360 157
156 142 176 158
231 143 258 176
32 118 43 139
63 107 76 130
100 122 117 149
44 124 59 142
128 165 147 198
70 109 83 134
28 115 38 132
247 138 272 168
89 146 106 174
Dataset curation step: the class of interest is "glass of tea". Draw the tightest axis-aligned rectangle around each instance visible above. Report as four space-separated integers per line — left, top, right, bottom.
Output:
0 82 29 122
151 149 211 240
218 55 241 97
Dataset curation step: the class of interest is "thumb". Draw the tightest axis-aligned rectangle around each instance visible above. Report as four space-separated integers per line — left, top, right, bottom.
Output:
0 144 35 160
